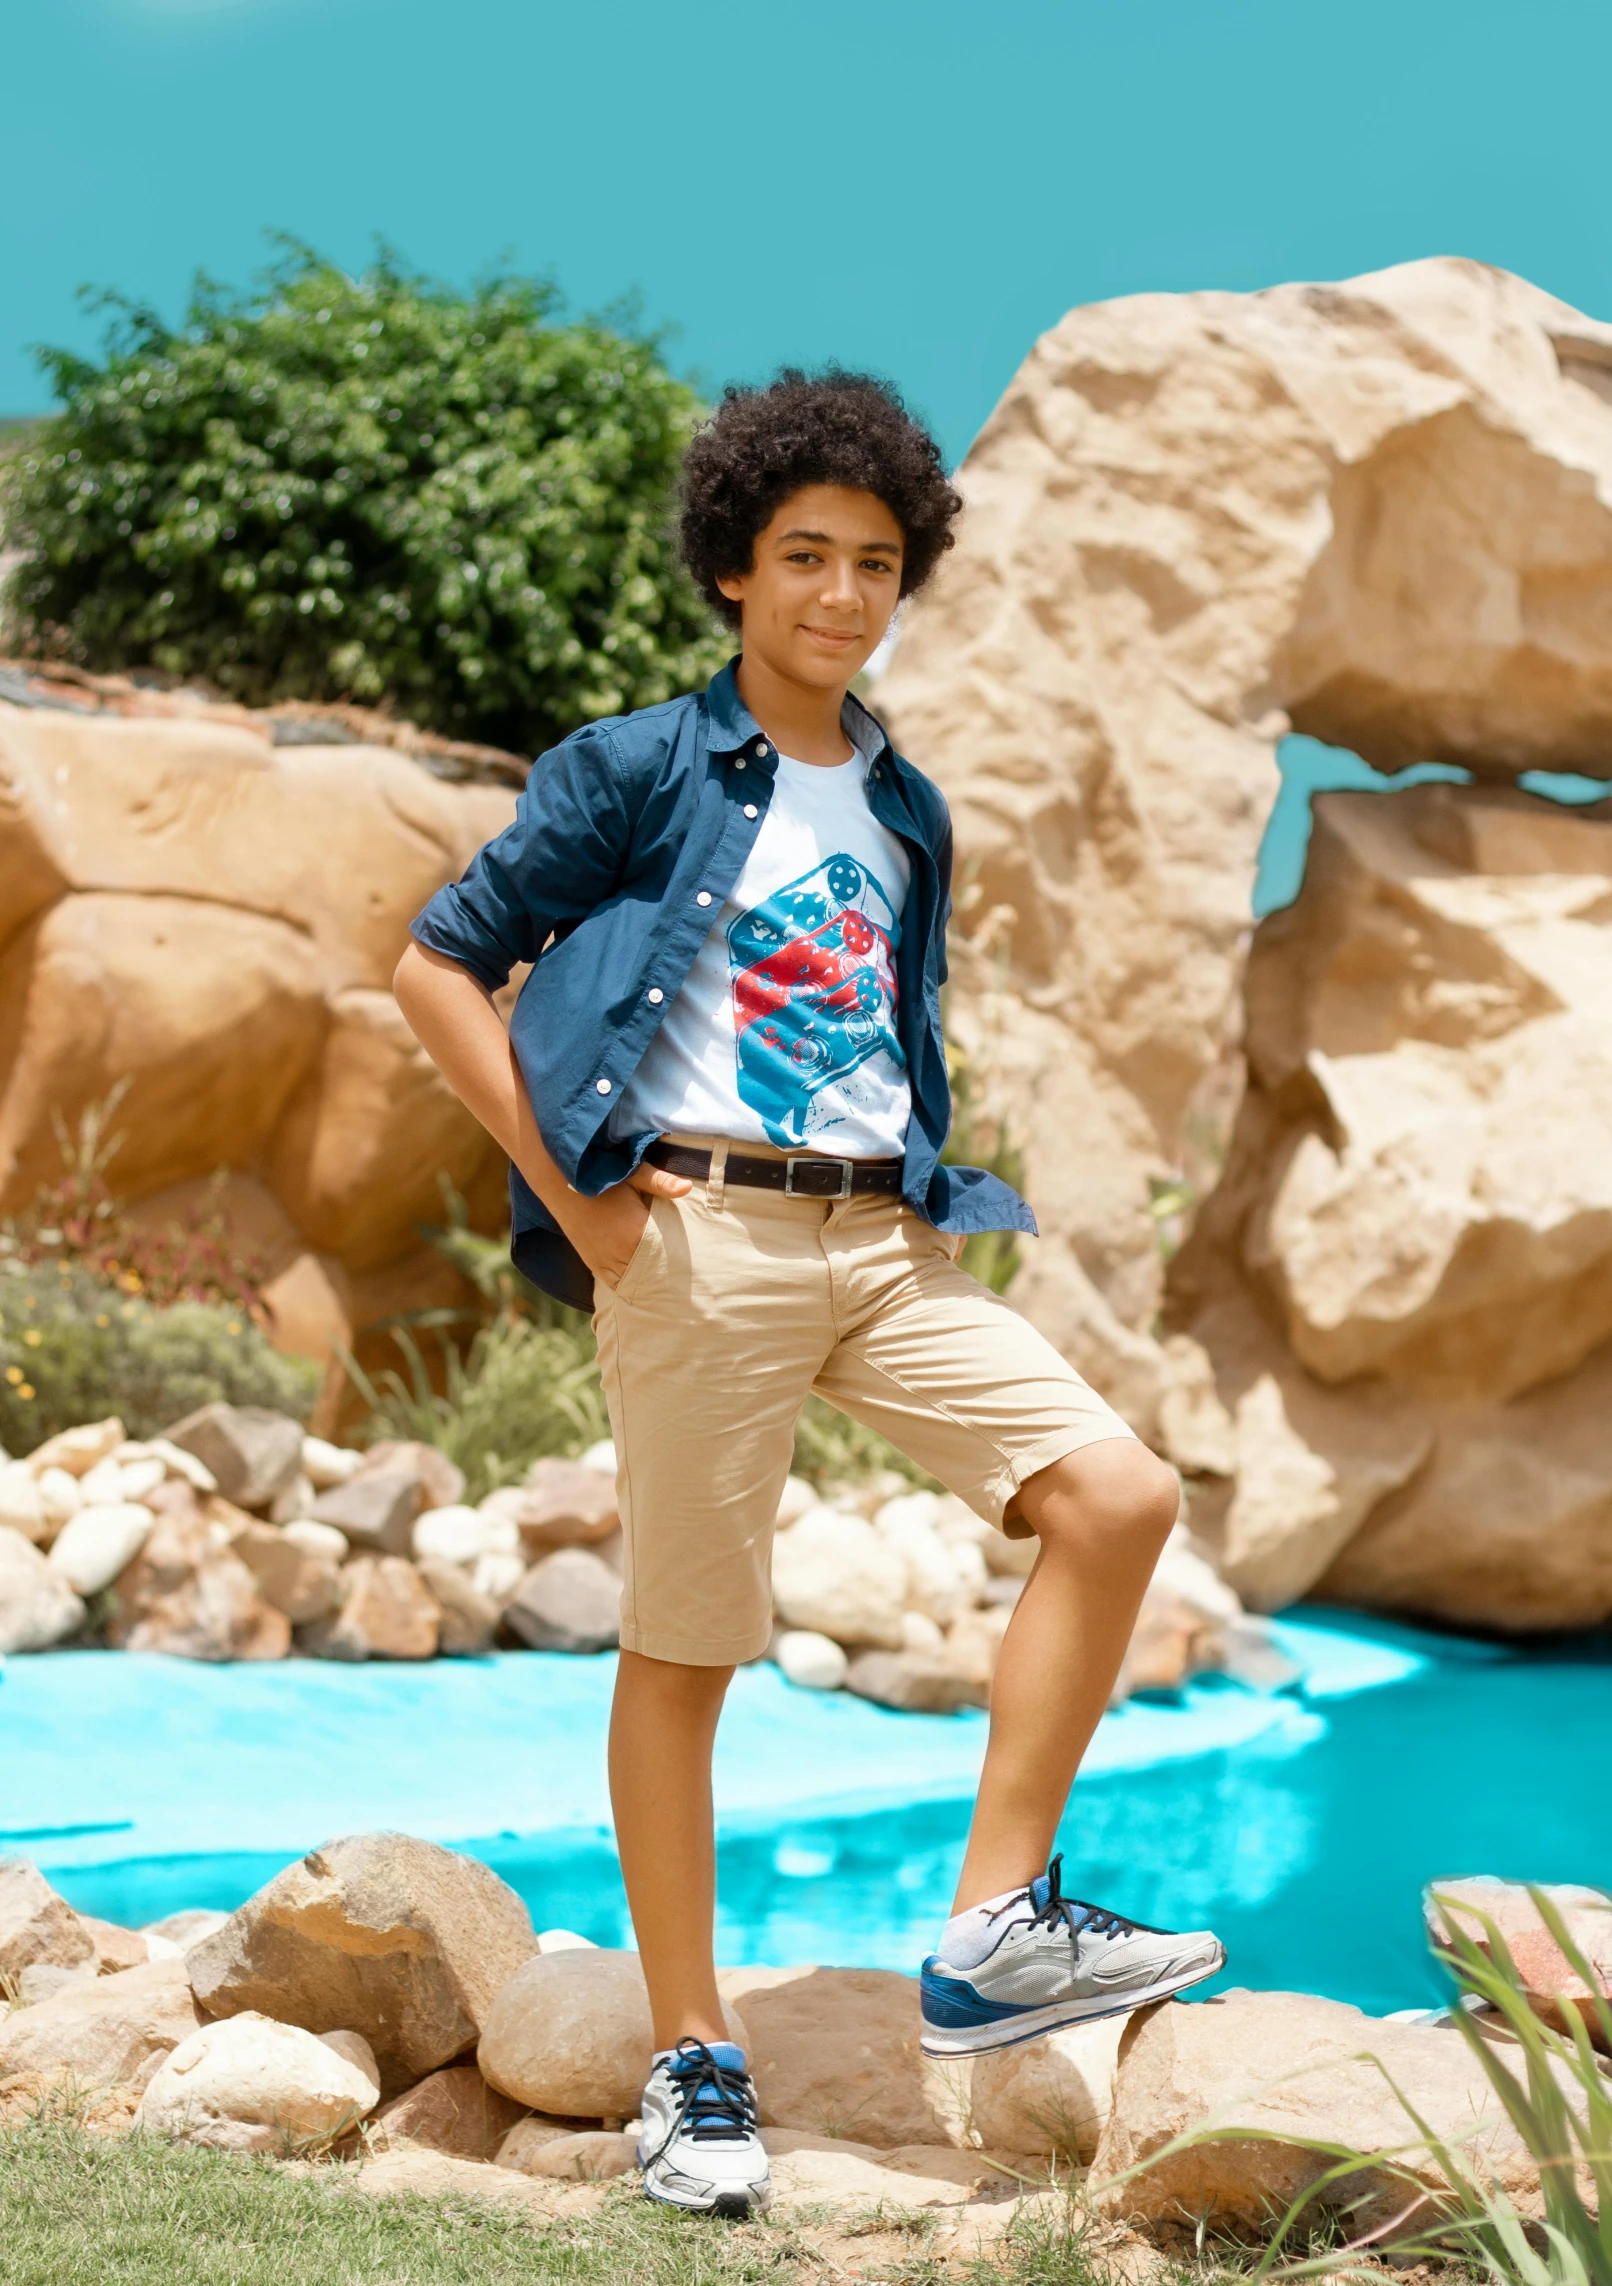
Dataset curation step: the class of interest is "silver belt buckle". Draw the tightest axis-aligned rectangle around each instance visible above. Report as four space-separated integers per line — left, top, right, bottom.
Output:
784 1154 854 1200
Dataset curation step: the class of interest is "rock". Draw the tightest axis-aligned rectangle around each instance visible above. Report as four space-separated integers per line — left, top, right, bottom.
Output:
17 1962 100 2006
1092 1987 1550 2233
1426 1878 1612 2049
535 1929 595 1954
968 2015 1125 2163
307 1472 422 1557
301 1437 362 1491
299 1555 441 1660
137 2012 380 2152
231 1521 342 1624
0 1524 86 1652
478 1949 747 2120
1207 1616 1303 1693
844 1650 983 1714
718 1965 966 2150
282 1519 348 1562
0 1956 204 2090
771 1508 909 1649
494 2115 578 2170
413 1505 499 1566
944 1605 1013 1694
471 1550 526 1606
163 1404 304 1511
776 1475 816 1527
900 1610 946 1654
506 2130 637 2181
106 1487 290 1661
128 1438 219 1494
46 1502 153 1596
763 2132 981 2214
186 1832 539 2095
1115 1590 1208 1696
268 1471 318 1524
416 1560 499 1657
35 1467 83 1533
878 258 1612 1452
0 1860 94 1986
514 1459 619 1554
79 1455 163 1505
142 1909 231 1954
773 1629 849 1691
370 2063 529 2159
346 2145 562 2212
0 1460 46 1542
360 1441 466 1511
875 1498 985 1624
22 1418 124 1478
502 1549 620 1654
78 1914 149 1972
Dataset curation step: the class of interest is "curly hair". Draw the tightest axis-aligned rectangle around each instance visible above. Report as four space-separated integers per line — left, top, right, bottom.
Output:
679 368 962 629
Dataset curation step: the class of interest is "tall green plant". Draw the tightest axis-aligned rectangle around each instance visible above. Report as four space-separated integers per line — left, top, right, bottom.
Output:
2 240 725 753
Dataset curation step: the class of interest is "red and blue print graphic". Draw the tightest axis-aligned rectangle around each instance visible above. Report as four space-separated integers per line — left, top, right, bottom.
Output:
727 852 906 1146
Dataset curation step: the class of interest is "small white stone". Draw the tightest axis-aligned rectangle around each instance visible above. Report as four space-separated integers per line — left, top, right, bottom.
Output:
145 1439 218 1494
901 1609 946 1655
774 1629 850 1690
117 1457 167 1502
472 1550 527 1604
300 1435 363 1491
47 1502 153 1595
412 1505 486 1566
873 1490 944 1537
477 1511 519 1556
579 1440 617 1478
37 1468 83 1530
0 1460 46 1544
77 1458 127 1505
775 1475 816 1529
282 1519 349 1562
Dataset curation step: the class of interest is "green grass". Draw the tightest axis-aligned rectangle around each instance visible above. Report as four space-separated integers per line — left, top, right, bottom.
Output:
0 2104 1189 2286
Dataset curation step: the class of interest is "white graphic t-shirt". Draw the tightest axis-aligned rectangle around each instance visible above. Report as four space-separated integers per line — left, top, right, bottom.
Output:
614 732 913 1158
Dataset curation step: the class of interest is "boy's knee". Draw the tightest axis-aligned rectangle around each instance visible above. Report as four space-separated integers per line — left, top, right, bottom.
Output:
1024 1439 1180 1552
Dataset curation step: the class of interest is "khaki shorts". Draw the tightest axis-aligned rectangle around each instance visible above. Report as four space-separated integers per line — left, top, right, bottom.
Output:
592 1135 1136 1667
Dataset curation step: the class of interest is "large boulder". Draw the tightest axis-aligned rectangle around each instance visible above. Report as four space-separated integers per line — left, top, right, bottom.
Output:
136 2013 380 2152
478 1949 747 2120
1092 1988 1547 2233
718 1965 967 2150
967 2014 1126 2164
0 1524 85 1652
1171 786 1612 1628
0 1956 205 2091
0 1860 94 1980
185 1833 539 2095
877 256 1612 1464
0 698 515 1334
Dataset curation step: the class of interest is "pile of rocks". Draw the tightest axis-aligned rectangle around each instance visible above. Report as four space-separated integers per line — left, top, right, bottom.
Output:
0 1402 1294 1708
2 1836 1602 2241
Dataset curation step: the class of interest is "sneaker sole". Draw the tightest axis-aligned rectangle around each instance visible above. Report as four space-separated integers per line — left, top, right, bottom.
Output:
918 1945 1226 2058
639 2163 771 2216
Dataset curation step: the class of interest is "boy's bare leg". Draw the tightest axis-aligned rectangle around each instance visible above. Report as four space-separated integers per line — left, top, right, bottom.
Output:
609 1649 735 2050
950 1439 1181 1913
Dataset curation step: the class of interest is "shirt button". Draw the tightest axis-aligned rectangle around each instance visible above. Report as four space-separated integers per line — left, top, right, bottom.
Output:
647 987 664 1004
755 741 770 758
696 890 713 907
735 757 746 770
595 1078 612 1094
744 803 758 819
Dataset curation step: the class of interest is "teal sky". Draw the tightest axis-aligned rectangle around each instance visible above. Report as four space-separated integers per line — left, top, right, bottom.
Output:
6 0 1612 461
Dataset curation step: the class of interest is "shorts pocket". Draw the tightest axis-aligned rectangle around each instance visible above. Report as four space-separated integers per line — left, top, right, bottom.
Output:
606 1196 665 1304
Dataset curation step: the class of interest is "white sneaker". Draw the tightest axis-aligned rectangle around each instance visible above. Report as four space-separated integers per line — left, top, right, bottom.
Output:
920 1854 1226 2057
637 2039 770 2216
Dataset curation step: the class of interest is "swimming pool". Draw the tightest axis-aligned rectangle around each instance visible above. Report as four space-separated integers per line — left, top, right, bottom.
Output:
2 1607 1605 2016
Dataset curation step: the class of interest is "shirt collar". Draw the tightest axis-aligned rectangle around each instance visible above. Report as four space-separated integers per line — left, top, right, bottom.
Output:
703 656 894 766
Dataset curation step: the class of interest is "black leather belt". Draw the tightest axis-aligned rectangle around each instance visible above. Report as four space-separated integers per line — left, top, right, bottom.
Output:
646 1140 904 1200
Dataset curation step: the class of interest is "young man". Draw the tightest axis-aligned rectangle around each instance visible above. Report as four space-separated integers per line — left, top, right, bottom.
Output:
395 370 1225 2218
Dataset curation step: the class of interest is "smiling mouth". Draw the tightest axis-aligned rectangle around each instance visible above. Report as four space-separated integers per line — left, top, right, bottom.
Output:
803 626 859 646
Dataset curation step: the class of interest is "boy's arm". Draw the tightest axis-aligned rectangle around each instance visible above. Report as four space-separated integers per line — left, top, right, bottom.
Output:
393 941 689 1292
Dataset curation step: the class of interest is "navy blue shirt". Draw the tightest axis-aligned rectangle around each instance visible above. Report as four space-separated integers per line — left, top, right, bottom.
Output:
411 660 1035 1309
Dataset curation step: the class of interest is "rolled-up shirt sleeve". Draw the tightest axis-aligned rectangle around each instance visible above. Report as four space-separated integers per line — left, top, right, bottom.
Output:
410 721 631 990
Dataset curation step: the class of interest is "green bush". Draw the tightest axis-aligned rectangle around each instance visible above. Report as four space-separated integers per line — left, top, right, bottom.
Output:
1 240 726 754
0 1259 318 1452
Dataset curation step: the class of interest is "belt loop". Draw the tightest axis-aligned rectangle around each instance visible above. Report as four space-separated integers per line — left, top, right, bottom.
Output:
707 1137 728 1214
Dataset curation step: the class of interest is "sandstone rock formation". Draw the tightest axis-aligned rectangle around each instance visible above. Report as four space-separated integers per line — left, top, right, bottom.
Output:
877 256 1612 1628
137 2013 381 2152
371 2063 529 2160
0 1955 205 2090
186 1832 539 2094
1092 1987 1553 2234
0 696 517 1358
478 1948 747 2120
717 1964 967 2150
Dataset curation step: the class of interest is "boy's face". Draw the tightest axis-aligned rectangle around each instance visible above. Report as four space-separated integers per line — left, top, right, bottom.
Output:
717 484 904 690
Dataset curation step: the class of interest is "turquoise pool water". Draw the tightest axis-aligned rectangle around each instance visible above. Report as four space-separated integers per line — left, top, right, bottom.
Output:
3 1608 1606 2015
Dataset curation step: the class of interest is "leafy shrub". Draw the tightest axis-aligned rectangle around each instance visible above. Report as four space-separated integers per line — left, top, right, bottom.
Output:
0 1259 318 1452
345 1310 609 1505
2 240 727 753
